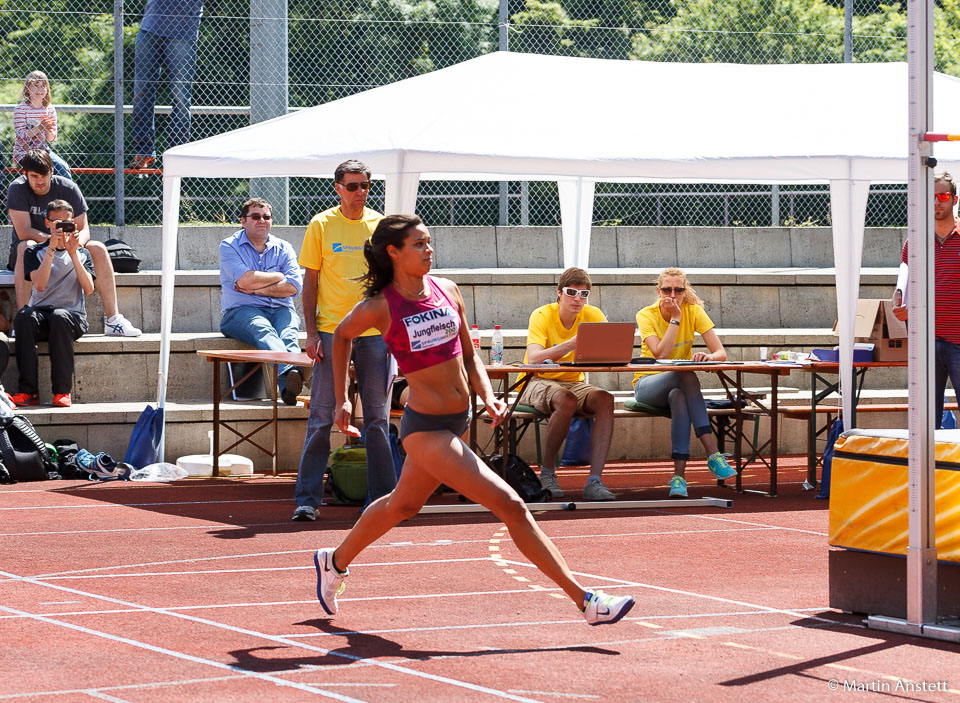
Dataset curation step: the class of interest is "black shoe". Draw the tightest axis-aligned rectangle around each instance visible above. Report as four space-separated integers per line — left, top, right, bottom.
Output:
280 368 304 406
292 505 317 521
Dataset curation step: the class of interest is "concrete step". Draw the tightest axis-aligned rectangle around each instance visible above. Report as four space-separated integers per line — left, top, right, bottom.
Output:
0 327 908 402
0 265 900 334
0 225 906 270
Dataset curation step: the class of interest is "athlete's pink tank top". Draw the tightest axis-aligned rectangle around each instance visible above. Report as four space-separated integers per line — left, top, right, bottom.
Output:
382 275 463 375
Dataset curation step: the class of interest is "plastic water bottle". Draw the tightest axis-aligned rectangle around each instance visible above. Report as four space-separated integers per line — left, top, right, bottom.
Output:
130 462 189 482
491 325 504 366
470 324 481 352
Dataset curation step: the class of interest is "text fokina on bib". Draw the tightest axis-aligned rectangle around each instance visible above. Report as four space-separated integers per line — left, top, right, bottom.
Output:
402 305 459 351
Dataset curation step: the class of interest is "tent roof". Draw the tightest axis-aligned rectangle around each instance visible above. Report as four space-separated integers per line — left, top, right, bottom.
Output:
163 52 960 182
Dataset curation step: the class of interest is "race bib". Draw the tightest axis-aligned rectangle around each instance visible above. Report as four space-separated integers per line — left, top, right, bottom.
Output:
402 306 459 351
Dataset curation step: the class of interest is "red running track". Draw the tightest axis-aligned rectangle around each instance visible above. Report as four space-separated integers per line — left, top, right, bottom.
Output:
0 458 958 702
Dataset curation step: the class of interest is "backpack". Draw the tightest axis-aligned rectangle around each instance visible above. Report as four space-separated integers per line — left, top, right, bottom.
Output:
103 238 141 274
124 405 163 469
325 444 368 505
486 453 552 503
0 415 58 482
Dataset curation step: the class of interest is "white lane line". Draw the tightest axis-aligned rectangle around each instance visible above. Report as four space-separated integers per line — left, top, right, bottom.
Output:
24 527 774 579
0 498 291 511
9 558 491 583
507 691 599 700
0 570 545 703
0 604 367 703
82 691 133 703
660 512 829 537
280 607 829 639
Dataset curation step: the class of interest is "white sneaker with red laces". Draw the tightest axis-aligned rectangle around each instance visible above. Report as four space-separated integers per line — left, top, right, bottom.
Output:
583 590 635 625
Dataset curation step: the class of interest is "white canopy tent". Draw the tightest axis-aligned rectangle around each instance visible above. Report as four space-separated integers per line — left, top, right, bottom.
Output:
159 52 960 427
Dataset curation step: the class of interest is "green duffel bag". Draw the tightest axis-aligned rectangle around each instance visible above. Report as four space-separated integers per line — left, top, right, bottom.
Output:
326 445 367 504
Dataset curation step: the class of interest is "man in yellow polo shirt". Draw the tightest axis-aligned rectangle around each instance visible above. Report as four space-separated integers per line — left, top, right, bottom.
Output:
519 267 616 501
293 160 394 521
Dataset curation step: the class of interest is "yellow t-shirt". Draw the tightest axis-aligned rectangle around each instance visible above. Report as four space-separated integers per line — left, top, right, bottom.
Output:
522 303 607 382
299 206 382 335
633 301 715 386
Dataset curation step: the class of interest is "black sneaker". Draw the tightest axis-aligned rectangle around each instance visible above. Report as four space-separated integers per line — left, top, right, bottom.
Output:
280 368 304 406
292 505 317 521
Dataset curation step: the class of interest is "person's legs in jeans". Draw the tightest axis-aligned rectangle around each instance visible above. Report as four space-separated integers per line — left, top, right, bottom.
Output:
46 309 87 394
132 28 163 158
635 371 693 475
220 305 300 390
352 334 395 503
934 340 960 428
295 332 335 508
164 35 198 149
48 151 72 180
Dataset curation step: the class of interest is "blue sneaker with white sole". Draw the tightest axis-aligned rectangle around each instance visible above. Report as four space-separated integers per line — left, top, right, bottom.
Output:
668 475 688 498
707 452 738 480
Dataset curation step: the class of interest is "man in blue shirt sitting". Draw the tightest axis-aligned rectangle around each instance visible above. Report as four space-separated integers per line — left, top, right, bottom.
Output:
219 197 304 405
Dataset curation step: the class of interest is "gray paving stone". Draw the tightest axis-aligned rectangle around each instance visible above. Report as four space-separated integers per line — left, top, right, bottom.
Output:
862 227 907 267
617 227 678 268
734 228 792 267
678 228 734 267
588 227 618 267
433 227 496 268
789 227 834 267
720 284 780 328
473 285 539 329
496 227 561 268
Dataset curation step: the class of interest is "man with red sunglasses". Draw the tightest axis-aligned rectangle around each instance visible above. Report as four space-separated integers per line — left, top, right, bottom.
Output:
219 197 303 405
893 172 960 427
518 267 617 501
292 160 395 521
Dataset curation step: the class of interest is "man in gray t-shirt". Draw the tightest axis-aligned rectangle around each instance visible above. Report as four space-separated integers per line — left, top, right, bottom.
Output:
9 200 95 409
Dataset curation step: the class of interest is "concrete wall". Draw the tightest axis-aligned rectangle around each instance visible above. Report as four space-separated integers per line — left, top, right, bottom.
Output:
0 225 907 270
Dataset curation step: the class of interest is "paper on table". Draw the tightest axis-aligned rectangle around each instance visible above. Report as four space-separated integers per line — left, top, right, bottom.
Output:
894 261 908 307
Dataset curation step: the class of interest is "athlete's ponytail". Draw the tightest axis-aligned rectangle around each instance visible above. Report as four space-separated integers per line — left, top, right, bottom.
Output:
361 214 423 298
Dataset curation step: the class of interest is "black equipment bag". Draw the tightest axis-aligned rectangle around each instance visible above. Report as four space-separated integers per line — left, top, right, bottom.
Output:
486 453 552 503
103 238 141 273
0 415 57 482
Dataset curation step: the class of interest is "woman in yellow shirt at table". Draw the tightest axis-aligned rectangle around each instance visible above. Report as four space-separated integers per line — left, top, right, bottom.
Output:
633 268 738 497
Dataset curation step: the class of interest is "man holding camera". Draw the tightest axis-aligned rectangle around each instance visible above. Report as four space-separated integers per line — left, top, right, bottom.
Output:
9 199 94 408
6 149 140 337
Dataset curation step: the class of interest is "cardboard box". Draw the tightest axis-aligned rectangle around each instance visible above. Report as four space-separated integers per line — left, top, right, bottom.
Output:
834 299 907 362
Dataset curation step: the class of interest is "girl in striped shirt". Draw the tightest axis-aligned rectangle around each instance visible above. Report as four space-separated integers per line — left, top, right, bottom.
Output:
13 71 71 179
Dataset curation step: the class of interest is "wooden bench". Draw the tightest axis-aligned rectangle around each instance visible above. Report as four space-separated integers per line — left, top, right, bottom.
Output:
488 398 763 471
781 401 959 487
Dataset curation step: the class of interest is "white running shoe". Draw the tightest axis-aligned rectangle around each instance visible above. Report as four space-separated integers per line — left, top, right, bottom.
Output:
583 590 635 626
104 314 142 337
314 548 348 615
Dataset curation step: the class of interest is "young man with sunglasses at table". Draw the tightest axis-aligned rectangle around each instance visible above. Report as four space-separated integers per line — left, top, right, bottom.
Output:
892 172 960 428
519 267 617 501
292 160 395 522
219 197 304 405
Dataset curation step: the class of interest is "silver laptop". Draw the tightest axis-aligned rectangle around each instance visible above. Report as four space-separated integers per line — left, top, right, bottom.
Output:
571 322 636 365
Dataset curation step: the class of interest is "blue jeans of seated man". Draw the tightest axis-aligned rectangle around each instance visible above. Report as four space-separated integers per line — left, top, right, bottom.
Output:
132 28 197 157
219 305 301 391
295 331 394 507
48 151 71 180
634 370 712 460
935 339 960 429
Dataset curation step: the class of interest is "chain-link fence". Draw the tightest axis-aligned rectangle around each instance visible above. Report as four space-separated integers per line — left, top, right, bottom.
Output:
0 0 948 228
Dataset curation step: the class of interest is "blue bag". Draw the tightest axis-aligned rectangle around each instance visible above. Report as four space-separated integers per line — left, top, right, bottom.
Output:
816 417 843 500
942 409 957 429
124 405 164 469
560 417 594 466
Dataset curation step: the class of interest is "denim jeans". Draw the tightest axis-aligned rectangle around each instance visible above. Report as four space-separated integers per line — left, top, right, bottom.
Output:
132 28 197 157
48 151 71 180
935 339 960 429
295 332 394 507
634 371 712 460
219 305 301 391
